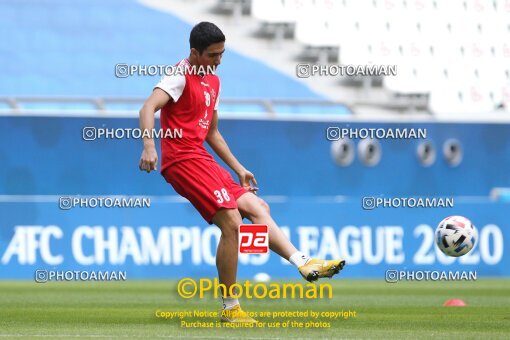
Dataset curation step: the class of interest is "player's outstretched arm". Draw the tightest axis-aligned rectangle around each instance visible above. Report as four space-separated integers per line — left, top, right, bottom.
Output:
206 110 258 193
138 88 170 173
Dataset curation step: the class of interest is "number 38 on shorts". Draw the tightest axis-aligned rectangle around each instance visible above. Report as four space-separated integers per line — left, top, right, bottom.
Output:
214 188 231 203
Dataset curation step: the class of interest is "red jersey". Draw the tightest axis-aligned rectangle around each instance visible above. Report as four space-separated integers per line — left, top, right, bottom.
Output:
154 58 220 173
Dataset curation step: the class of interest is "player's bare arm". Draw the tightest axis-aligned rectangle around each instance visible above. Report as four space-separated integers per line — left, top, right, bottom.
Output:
206 109 258 193
138 88 170 173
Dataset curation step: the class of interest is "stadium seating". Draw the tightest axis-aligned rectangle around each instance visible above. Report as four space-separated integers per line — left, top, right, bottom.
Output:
3 0 508 115
0 0 326 103
251 0 302 25
248 0 510 115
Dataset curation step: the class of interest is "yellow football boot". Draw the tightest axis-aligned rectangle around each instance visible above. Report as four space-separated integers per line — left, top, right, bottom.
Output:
298 259 346 282
220 304 257 323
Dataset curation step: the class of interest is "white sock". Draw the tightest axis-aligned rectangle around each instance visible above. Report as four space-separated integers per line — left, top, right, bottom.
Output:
222 296 239 310
289 251 311 268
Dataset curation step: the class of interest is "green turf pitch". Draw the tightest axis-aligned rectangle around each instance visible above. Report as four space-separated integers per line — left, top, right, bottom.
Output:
0 279 509 339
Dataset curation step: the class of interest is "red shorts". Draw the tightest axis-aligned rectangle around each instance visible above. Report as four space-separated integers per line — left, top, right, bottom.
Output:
162 158 249 224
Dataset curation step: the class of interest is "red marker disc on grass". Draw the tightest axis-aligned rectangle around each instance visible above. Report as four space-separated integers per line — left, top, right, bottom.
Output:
443 299 467 307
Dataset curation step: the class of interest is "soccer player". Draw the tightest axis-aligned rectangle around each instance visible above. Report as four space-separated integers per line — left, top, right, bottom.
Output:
138 22 345 323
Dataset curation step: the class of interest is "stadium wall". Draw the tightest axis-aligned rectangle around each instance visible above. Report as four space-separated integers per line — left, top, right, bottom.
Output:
0 116 508 279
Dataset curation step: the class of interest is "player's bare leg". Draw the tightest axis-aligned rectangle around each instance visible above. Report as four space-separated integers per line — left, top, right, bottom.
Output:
236 192 297 259
212 207 256 323
212 208 243 291
237 192 345 282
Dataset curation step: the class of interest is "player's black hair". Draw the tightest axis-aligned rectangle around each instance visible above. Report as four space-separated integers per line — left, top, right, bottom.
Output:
189 22 225 54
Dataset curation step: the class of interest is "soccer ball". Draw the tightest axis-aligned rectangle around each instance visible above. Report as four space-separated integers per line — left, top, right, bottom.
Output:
435 216 477 257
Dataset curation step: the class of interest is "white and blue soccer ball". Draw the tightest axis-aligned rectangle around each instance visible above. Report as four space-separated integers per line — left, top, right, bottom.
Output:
436 216 477 257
